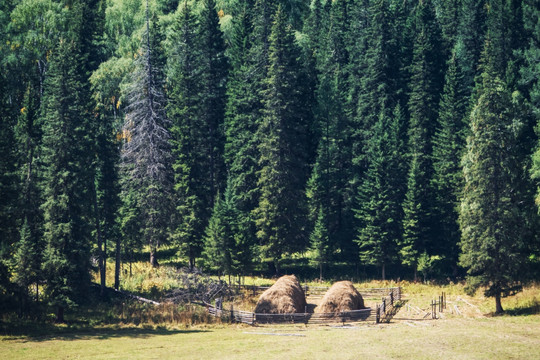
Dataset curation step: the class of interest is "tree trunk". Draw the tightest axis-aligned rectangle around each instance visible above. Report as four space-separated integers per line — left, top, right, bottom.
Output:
274 259 280 277
150 246 159 268
319 262 323 282
381 263 386 281
495 293 504 314
114 236 121 290
93 182 105 296
55 306 65 323
414 267 418 282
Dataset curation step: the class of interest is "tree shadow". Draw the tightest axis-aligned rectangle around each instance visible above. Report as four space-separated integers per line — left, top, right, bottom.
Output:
501 303 540 316
1 322 209 342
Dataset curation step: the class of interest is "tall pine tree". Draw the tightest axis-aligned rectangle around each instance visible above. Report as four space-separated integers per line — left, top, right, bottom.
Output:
460 44 537 313
400 0 444 280
40 37 94 322
254 5 310 274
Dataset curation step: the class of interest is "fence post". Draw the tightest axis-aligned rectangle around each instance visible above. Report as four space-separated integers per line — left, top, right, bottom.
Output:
230 304 234 324
444 292 446 310
398 287 401 301
376 305 380 324
390 291 394 306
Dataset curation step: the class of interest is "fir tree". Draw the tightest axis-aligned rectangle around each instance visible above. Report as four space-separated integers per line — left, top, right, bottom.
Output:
40 38 94 322
224 3 259 212
460 50 537 313
456 0 487 94
431 50 469 275
253 5 310 274
198 0 228 201
356 105 406 280
523 0 540 213
203 181 254 277
0 68 20 304
400 0 444 279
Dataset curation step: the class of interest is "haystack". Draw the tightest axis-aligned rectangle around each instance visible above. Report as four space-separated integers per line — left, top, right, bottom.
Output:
254 275 307 314
315 281 365 313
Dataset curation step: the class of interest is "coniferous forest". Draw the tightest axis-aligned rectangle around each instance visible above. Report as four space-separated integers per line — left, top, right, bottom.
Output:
1 0 540 319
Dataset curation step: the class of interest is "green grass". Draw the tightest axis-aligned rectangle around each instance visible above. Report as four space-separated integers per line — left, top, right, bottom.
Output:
1 316 539 359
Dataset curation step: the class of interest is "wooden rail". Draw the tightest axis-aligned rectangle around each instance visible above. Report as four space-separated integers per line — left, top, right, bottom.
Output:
205 286 401 325
232 285 402 300
206 303 374 325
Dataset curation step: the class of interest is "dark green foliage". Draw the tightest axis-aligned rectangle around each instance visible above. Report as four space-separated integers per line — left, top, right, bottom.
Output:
253 5 310 273
199 0 228 200
224 3 260 213
203 181 254 277
0 69 20 300
355 105 406 280
431 50 470 274
436 0 460 54
460 50 537 313
400 0 444 277
168 2 204 268
168 0 228 269
456 0 487 93
40 38 94 320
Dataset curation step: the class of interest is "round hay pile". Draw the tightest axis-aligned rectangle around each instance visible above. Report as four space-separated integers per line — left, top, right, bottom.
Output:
254 275 307 314
315 281 365 313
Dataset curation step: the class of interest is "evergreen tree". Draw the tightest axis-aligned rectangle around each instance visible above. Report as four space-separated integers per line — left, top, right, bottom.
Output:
122 2 173 268
400 0 444 279
90 57 128 290
203 181 254 277
436 0 460 54
198 0 228 201
523 1 540 213
356 105 406 280
40 37 94 322
0 67 20 305
306 0 356 276
460 49 537 313
431 50 469 275
253 5 310 274
456 0 487 94
224 3 260 214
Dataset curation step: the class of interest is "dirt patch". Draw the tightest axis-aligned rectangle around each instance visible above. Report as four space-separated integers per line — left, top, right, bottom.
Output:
315 281 365 313
254 275 307 314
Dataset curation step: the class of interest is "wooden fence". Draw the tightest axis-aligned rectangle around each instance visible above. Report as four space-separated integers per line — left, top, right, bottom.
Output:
205 286 401 325
231 284 401 300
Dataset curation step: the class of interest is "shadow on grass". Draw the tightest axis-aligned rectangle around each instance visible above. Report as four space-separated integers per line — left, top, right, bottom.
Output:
1 322 209 342
503 302 540 316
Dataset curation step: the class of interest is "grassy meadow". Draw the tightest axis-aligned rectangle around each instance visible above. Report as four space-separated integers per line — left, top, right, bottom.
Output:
1 315 539 359
2 261 539 359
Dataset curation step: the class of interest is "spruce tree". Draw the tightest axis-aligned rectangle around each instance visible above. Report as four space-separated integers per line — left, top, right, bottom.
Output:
431 50 469 275
224 3 259 212
460 48 537 313
400 0 444 279
40 37 94 322
306 0 356 277
523 0 540 212
122 2 173 268
0 68 20 304
356 105 406 280
198 0 228 201
253 5 310 274
456 0 487 94
203 181 254 277
90 57 128 290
